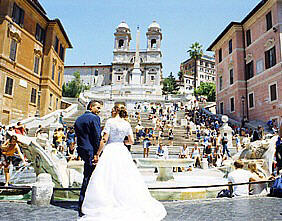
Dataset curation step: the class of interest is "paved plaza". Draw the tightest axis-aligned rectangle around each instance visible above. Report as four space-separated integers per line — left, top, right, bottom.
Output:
0 196 281 221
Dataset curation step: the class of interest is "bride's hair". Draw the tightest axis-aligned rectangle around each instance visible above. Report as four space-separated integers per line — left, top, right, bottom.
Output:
113 103 128 119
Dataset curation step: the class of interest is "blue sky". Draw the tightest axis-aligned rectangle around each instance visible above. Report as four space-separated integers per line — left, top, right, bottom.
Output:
40 0 260 77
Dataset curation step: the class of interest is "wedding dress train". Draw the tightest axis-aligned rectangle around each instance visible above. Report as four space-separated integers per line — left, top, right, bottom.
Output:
79 117 167 221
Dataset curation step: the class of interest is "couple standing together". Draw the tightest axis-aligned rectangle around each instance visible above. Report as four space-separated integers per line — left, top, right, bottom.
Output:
75 100 167 221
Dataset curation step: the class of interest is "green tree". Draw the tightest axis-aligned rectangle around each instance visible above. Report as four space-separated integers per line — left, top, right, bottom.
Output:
162 72 180 94
187 42 203 94
194 82 216 102
62 71 87 98
177 71 183 81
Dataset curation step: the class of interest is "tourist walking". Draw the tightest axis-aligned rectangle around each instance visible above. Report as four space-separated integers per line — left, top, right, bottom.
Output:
79 103 166 221
142 128 152 158
222 133 231 158
74 100 102 217
0 135 27 186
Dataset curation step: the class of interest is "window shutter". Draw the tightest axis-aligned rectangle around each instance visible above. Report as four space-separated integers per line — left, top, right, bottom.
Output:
265 51 269 69
35 24 40 40
20 8 24 27
12 3 17 20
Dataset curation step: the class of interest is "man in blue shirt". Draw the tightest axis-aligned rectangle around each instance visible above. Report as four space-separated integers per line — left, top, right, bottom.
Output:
74 100 102 217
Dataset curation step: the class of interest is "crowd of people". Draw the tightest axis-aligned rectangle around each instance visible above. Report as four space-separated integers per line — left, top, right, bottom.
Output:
0 101 281 198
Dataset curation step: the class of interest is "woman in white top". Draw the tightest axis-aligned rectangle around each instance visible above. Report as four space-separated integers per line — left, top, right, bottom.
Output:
248 162 267 195
191 143 201 168
79 104 166 221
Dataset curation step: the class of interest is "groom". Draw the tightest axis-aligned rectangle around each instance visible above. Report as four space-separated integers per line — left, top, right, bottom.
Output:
74 100 102 217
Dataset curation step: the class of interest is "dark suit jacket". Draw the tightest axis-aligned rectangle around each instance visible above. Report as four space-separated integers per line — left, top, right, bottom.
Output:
74 111 101 165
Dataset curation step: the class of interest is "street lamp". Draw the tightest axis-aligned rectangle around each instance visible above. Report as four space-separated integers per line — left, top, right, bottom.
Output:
241 95 245 127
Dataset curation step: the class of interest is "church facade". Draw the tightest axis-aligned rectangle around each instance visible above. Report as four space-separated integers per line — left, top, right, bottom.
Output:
112 21 162 87
64 21 163 92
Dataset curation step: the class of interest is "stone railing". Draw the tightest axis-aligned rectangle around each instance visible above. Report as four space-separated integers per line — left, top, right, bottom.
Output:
9 104 78 129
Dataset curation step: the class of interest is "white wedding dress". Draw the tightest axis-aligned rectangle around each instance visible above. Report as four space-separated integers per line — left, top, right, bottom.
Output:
79 117 167 221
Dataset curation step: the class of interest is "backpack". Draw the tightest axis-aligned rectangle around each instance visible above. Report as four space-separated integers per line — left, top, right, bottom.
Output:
217 189 233 198
269 176 282 197
221 136 228 145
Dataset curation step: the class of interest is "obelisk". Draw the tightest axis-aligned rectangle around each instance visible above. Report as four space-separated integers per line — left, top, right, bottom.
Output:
131 27 142 85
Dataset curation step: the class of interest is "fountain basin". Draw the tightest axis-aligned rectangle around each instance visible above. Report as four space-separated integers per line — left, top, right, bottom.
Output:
137 158 195 181
143 169 227 201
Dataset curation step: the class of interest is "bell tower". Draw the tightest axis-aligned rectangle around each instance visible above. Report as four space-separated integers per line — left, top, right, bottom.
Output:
146 21 162 51
114 21 131 51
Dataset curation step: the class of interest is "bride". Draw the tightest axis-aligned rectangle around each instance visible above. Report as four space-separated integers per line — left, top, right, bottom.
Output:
79 103 167 221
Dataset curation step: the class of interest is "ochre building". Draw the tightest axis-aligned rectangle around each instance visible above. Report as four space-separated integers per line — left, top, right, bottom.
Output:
0 0 72 124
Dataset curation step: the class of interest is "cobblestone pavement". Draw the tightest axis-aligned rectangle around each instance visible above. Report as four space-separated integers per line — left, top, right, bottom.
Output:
0 196 281 221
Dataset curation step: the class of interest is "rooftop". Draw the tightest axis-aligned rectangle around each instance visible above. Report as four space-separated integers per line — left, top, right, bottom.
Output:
207 0 269 51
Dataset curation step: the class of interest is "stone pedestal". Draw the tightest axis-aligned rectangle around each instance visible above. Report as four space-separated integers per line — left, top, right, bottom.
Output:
157 167 174 181
201 158 208 169
131 68 142 85
219 115 233 148
31 173 54 206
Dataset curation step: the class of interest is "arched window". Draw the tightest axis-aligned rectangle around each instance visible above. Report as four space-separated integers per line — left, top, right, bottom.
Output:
118 39 124 48
151 39 157 48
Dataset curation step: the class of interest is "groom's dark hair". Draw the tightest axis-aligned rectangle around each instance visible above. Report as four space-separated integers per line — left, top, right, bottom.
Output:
87 100 103 110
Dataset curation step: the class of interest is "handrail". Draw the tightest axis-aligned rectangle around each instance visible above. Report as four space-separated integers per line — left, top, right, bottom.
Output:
50 180 274 191
0 180 275 195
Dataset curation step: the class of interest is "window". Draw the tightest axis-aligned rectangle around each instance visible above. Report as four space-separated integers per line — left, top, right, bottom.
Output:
230 97 235 112
205 62 209 67
266 11 272 31
248 92 254 109
35 24 45 44
220 102 224 114
246 61 254 80
151 39 157 48
256 59 264 74
94 70 98 76
12 3 24 27
54 37 59 53
117 75 121 81
229 69 234 85
229 39 232 54
219 76 223 91
58 70 61 86
59 44 65 61
246 30 251 46
118 39 124 48
5 77 13 96
151 75 155 81
56 98 59 110
218 48 222 62
52 63 55 80
49 94 53 107
30 88 37 104
34 56 40 74
269 83 277 102
200 61 203 65
265 46 276 69
9 39 17 61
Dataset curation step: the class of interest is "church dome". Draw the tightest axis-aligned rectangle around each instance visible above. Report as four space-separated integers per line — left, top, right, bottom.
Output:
148 21 161 30
117 21 130 30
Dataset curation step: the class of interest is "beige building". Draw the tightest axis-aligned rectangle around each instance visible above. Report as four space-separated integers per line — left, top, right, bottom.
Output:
0 0 72 124
180 55 216 94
